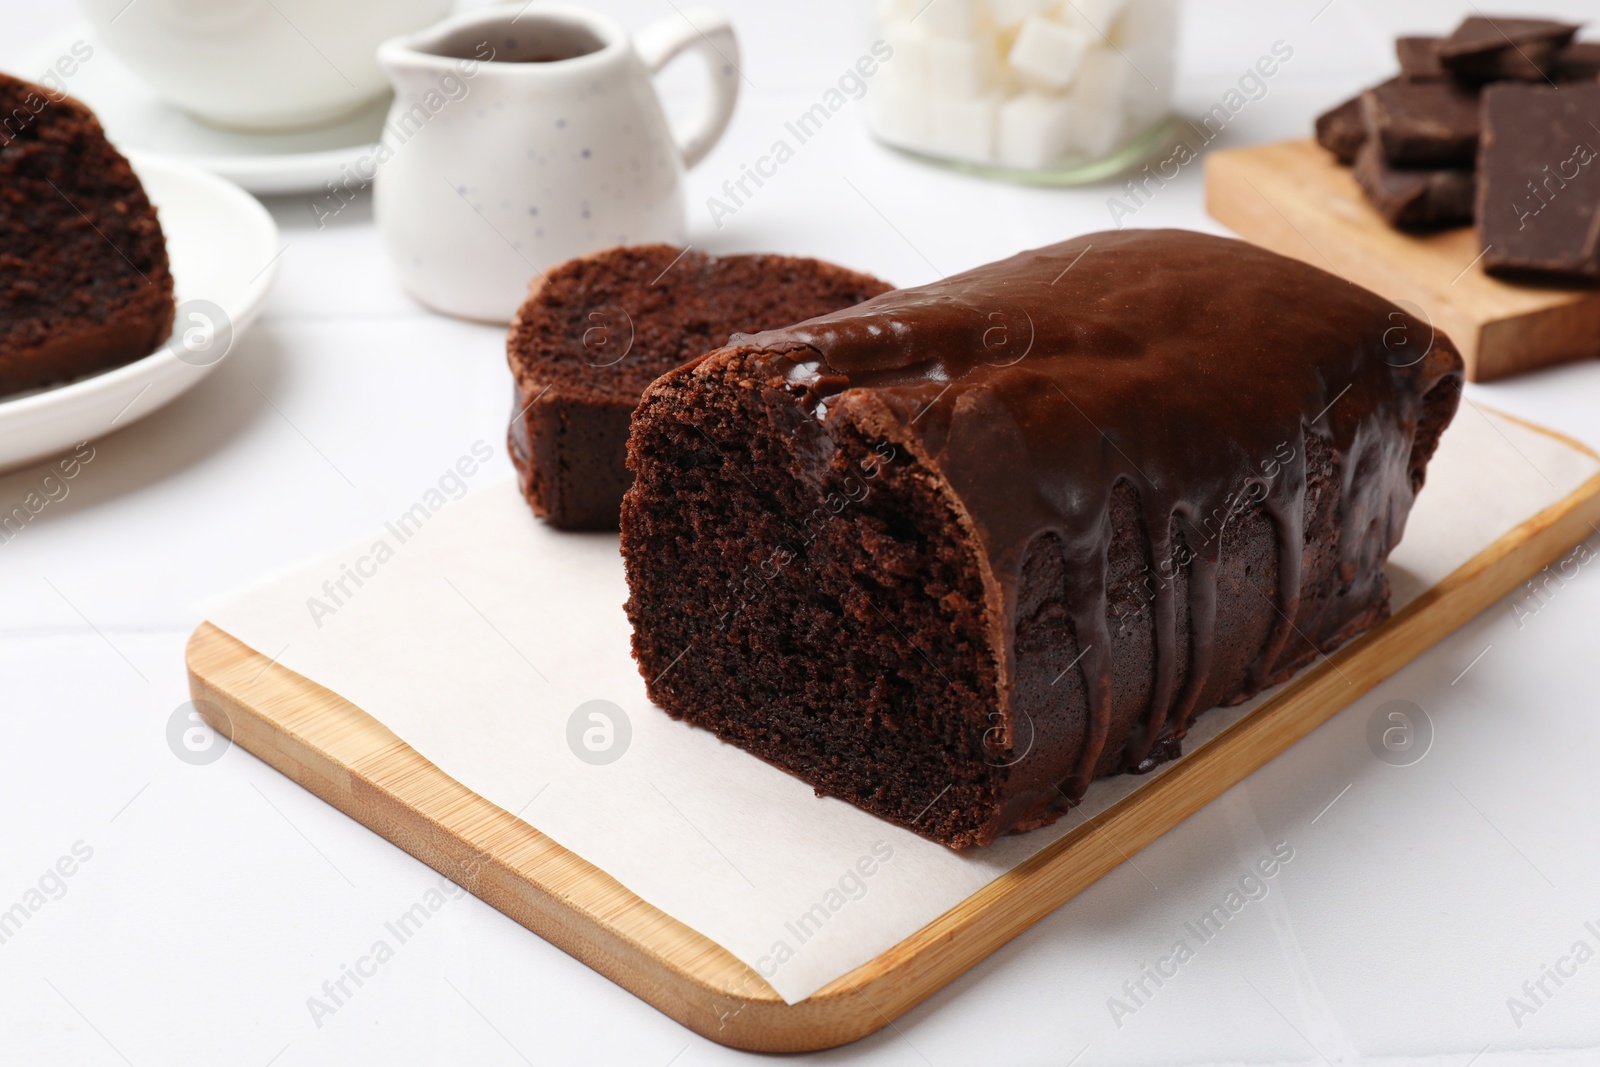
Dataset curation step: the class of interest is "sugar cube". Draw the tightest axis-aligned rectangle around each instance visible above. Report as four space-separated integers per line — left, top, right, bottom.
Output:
1056 0 1127 34
917 0 981 36
1071 44 1133 110
879 21 933 92
926 33 1000 97
1009 15 1093 89
1068 46 1133 153
997 92 1076 167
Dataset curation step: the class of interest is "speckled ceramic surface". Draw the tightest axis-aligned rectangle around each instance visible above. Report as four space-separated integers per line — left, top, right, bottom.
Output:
373 3 739 323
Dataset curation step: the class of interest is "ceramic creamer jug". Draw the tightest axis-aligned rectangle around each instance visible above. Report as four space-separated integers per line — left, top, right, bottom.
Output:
375 3 739 321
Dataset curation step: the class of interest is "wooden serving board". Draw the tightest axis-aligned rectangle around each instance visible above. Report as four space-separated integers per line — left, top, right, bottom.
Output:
187 417 1600 1054
1206 139 1600 382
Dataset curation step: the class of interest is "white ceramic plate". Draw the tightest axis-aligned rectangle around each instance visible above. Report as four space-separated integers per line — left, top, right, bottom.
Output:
21 28 386 196
0 153 281 474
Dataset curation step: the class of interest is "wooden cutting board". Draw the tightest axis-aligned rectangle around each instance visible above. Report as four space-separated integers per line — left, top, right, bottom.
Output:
1206 139 1600 382
187 415 1600 1054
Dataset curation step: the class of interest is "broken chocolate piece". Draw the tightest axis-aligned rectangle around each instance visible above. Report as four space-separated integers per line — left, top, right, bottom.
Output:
1363 77 1481 167
1353 141 1474 229
1396 36 1447 81
1477 82 1600 280
1555 41 1600 83
1438 16 1579 82
1315 95 1366 163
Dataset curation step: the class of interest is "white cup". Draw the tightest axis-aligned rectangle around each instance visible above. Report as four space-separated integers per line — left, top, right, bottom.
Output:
77 0 456 131
373 4 740 322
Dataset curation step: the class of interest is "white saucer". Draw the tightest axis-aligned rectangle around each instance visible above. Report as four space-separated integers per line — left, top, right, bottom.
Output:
21 27 387 196
0 154 281 475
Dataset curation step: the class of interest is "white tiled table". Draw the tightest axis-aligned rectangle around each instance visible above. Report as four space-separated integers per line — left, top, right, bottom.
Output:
4 2 1599 1064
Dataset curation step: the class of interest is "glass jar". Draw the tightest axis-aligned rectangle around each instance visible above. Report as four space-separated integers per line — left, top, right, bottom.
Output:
868 0 1178 183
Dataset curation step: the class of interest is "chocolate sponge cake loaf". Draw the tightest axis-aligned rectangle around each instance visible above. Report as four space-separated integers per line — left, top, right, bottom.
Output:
0 74 174 397
506 245 890 530
621 230 1463 849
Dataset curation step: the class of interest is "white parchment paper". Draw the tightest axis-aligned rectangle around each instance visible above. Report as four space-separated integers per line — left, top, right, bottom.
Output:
207 409 1597 1003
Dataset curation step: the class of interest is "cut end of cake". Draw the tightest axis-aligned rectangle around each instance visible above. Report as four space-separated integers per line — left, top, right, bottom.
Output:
622 352 1011 848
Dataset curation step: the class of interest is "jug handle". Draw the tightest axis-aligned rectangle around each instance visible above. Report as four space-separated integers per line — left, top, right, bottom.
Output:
634 8 741 170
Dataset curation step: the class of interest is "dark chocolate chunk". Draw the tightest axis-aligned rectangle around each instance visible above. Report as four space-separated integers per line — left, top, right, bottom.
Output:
1353 141 1474 229
1555 41 1600 83
1363 77 1481 167
1477 82 1600 280
1315 94 1366 163
1438 16 1579 82
1396 36 1446 81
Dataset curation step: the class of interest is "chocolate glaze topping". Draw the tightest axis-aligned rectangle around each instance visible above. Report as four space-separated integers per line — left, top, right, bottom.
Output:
734 229 1463 808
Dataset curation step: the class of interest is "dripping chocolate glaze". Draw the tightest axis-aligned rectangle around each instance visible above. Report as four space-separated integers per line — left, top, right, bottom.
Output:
734 230 1463 822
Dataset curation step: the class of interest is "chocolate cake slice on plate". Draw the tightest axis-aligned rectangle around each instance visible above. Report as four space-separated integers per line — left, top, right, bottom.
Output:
506 245 891 530
0 73 174 398
621 229 1463 849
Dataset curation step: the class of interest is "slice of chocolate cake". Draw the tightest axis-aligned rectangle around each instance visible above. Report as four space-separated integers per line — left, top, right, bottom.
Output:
506 245 891 530
622 230 1463 849
0 74 174 398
